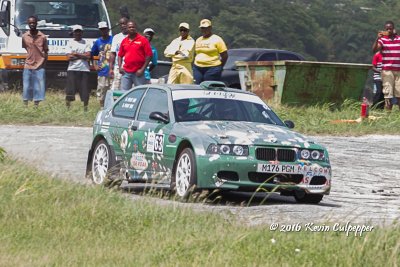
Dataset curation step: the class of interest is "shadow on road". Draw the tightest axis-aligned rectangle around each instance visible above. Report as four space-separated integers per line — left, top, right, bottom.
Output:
119 183 341 208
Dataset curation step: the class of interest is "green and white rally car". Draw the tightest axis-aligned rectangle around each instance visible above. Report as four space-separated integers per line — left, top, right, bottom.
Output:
86 81 331 203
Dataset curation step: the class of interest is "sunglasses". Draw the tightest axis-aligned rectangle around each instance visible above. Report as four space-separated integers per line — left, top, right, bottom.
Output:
179 28 188 32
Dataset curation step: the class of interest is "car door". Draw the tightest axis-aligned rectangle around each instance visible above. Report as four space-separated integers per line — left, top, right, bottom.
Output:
108 88 146 166
127 88 172 182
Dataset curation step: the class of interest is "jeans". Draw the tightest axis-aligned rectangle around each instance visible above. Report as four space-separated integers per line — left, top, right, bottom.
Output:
120 71 147 91
193 65 223 84
22 68 45 101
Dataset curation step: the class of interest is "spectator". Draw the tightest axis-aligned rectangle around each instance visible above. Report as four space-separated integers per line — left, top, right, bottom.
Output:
372 21 400 110
117 20 152 90
66 25 91 111
91 21 113 107
164 22 195 84
21 15 48 108
193 19 228 84
372 51 384 109
109 17 128 90
143 28 158 84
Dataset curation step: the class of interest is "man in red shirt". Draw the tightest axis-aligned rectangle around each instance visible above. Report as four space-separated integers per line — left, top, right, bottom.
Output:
372 20 400 110
118 21 152 90
372 51 384 109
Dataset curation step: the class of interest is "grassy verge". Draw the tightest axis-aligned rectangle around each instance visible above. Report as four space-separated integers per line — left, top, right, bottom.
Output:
0 157 399 266
1 91 400 135
0 90 98 126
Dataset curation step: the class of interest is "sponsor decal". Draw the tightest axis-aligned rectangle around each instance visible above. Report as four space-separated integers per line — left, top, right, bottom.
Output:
120 130 128 152
130 152 148 172
146 130 164 154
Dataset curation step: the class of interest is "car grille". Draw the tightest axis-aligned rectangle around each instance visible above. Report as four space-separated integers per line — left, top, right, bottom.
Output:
255 148 296 162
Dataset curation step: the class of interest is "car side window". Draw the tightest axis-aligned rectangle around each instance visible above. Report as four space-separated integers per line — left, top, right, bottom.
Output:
278 52 301 61
137 88 169 122
258 52 277 61
113 89 146 118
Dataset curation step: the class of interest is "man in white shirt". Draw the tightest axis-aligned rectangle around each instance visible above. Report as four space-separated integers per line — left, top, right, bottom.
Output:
164 22 195 84
66 25 91 111
109 17 128 90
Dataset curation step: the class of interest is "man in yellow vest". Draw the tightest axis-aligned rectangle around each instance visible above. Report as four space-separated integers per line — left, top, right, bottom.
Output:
164 22 195 84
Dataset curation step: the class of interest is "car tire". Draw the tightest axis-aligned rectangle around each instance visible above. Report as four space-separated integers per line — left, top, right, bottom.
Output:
91 140 119 187
294 190 323 204
171 148 197 199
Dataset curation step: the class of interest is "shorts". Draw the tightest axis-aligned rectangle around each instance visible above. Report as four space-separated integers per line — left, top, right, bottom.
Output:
381 70 400 98
96 76 112 101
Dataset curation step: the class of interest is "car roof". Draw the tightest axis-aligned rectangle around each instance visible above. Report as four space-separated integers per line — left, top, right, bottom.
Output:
146 82 257 96
228 48 305 59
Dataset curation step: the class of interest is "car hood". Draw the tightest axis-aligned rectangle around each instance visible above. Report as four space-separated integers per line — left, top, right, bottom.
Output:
178 121 321 148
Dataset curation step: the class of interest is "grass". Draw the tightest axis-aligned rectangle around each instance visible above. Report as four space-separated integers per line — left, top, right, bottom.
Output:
0 157 399 266
1 90 400 135
0 90 99 126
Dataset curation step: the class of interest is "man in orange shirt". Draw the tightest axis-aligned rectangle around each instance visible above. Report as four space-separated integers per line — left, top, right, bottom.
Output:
22 16 48 107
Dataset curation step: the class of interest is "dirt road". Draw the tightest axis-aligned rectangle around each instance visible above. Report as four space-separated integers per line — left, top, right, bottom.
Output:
0 125 399 227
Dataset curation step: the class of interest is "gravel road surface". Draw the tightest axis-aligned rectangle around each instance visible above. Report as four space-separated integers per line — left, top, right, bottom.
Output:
1 125 399 227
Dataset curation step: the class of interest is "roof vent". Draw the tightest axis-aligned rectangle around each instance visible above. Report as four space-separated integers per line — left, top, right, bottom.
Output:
199 81 227 90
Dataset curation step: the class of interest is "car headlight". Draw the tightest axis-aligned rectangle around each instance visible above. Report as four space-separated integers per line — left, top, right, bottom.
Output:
207 144 249 156
300 149 310 159
299 149 325 161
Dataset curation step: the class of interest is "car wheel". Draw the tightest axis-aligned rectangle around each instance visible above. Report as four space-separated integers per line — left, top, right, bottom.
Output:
294 190 323 204
91 140 117 186
171 148 197 198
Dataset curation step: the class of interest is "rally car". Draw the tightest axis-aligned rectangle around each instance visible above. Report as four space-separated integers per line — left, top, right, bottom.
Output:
86 81 331 203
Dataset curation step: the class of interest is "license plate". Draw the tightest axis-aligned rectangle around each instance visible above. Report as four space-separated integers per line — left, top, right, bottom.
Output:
257 164 297 174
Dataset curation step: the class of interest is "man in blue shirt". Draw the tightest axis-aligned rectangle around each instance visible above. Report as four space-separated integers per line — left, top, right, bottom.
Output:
143 28 158 84
91 21 113 107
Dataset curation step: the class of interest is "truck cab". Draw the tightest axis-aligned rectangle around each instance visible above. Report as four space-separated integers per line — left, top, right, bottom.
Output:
0 0 111 90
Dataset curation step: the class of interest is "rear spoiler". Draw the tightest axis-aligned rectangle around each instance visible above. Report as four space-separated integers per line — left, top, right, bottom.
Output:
104 90 125 109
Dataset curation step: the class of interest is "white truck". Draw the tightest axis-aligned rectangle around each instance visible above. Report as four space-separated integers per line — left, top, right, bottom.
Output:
0 0 111 90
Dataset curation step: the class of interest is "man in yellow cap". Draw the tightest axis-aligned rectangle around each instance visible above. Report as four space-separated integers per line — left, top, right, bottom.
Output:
164 22 195 84
193 19 228 84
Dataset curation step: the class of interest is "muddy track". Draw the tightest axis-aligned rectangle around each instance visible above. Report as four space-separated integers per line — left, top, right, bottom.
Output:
0 125 399 227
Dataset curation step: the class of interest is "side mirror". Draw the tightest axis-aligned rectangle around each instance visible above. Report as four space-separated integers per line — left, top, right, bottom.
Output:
0 10 9 27
0 1 10 27
284 120 295 129
149 111 169 124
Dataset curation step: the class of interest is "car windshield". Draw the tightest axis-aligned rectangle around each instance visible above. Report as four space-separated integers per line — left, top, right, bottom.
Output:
172 90 285 126
15 0 108 30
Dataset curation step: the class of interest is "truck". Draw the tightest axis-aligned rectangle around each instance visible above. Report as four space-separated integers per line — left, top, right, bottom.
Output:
0 0 111 90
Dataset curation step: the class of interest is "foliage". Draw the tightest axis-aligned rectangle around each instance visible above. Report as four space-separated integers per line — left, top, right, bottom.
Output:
104 0 400 63
0 147 5 162
0 158 399 266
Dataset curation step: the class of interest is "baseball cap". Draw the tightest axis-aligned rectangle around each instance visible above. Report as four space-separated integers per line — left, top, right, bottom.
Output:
71 24 83 31
98 21 108 29
179 22 190 30
199 19 211 28
143 28 155 34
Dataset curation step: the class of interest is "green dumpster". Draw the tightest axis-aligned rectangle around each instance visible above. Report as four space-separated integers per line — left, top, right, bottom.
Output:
236 60 371 106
